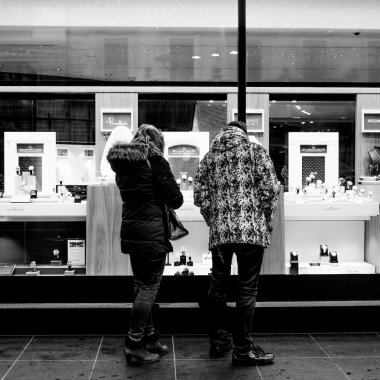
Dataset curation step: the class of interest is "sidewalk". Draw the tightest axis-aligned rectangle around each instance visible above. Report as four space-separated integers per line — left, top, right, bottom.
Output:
1 333 380 379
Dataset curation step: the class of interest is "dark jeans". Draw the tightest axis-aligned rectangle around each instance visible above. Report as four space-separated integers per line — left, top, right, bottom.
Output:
208 243 264 348
128 253 166 342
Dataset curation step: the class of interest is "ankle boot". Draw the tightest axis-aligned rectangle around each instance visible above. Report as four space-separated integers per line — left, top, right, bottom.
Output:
124 336 160 364
144 332 169 356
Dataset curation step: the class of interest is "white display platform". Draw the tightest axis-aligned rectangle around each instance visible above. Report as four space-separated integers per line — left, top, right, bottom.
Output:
0 202 86 221
286 262 375 274
163 263 238 276
164 264 211 276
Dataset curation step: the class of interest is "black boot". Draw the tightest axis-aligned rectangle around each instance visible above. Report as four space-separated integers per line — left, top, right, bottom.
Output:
232 344 274 366
124 336 160 364
144 332 169 356
209 338 232 358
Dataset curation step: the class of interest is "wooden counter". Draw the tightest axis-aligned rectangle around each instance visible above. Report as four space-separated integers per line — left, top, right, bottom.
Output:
86 184 131 275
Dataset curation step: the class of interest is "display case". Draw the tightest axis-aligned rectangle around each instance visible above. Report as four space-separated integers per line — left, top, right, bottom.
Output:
85 184 285 276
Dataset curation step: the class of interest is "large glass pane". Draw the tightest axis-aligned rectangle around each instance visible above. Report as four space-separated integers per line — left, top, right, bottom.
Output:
246 2 380 84
0 0 237 85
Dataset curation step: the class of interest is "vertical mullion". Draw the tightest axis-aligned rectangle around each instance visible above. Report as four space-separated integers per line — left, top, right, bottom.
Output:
238 0 246 123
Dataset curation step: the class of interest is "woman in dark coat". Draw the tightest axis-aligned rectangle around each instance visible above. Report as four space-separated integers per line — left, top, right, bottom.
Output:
107 124 183 364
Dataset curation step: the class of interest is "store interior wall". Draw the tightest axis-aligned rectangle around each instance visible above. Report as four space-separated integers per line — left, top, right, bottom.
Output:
356 94 380 179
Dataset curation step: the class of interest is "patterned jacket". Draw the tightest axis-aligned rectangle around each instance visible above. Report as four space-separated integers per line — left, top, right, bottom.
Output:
194 126 278 249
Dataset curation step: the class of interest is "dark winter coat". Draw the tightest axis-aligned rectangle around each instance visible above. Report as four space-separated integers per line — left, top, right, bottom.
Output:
194 126 278 249
107 142 183 258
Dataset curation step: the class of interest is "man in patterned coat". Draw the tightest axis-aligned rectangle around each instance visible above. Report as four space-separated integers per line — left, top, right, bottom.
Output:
194 121 278 366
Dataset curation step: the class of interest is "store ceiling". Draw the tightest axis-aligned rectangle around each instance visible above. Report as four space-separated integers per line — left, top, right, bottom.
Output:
0 26 380 84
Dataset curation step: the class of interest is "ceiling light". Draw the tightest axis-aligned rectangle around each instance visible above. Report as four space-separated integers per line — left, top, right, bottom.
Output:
301 122 306 124
229 50 238 55
310 121 314 124
211 53 220 57
292 100 297 103
192 55 202 59
55 68 62 71
105 73 113 76
271 100 276 103
209 100 214 103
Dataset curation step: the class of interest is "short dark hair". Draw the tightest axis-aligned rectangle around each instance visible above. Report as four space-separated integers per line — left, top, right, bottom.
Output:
227 121 248 135
133 124 165 152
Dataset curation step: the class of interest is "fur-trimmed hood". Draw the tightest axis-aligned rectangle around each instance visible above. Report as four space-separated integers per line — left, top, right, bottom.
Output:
107 142 163 172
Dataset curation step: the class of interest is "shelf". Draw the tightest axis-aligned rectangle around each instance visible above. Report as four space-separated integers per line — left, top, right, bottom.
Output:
0 202 86 221
284 201 379 220
286 261 375 274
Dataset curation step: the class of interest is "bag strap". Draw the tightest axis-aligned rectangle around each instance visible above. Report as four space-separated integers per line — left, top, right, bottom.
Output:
146 158 152 171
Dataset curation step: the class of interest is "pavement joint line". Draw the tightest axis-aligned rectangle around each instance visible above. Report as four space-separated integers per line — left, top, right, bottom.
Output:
172 336 177 380
309 334 350 380
1 336 34 380
88 335 103 380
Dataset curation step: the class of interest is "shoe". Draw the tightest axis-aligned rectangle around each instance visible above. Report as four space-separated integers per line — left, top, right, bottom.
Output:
124 336 160 365
144 333 169 356
209 339 232 358
232 344 274 366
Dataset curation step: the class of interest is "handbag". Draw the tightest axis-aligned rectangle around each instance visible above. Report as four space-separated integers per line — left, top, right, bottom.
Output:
166 207 189 240
146 158 188 241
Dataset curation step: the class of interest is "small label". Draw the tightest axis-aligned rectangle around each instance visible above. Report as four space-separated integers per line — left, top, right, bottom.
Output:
300 145 327 154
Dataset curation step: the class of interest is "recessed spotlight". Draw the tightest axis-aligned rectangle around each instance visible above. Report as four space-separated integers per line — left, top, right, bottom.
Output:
229 50 238 55
105 73 113 76
271 100 276 103
310 121 314 124
301 122 306 124
211 53 220 57
209 100 214 103
192 55 202 59
292 100 297 103
55 68 62 71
